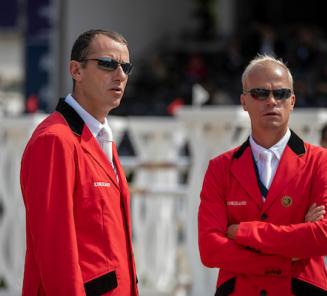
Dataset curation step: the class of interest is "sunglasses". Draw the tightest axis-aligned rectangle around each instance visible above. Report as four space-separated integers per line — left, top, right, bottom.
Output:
244 88 292 100
81 57 133 75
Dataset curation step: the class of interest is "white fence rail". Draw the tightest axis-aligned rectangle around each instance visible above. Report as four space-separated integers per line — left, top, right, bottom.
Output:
0 107 326 296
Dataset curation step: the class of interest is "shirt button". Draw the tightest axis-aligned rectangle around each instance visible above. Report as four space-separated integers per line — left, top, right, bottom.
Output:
260 290 267 296
261 213 268 220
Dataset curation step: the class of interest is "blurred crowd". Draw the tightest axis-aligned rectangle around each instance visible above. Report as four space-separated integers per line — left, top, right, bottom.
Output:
113 22 327 116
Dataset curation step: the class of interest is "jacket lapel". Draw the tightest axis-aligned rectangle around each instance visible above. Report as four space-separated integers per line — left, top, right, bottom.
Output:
231 142 264 208
55 98 119 189
80 125 120 189
112 143 128 196
112 143 132 234
263 134 306 211
231 131 306 212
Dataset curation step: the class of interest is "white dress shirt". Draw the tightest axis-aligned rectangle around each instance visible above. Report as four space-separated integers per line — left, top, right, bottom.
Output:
250 129 291 190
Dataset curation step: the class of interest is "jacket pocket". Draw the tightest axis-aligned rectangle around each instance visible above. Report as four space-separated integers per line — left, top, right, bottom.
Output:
215 278 236 296
84 270 118 296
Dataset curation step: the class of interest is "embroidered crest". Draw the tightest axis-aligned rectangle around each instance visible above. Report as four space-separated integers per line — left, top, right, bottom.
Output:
281 196 292 207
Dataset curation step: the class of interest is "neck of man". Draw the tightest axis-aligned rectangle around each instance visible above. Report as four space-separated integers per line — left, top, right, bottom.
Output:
251 126 288 149
72 90 108 124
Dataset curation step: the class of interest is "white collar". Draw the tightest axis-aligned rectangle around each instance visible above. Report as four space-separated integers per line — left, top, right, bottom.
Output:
64 94 111 138
250 129 291 161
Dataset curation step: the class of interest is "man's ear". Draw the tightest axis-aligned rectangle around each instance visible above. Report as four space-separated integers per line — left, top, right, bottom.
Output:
70 60 83 82
290 94 296 111
240 94 247 111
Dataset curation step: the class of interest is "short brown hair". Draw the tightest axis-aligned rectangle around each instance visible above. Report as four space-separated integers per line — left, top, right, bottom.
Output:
70 29 128 62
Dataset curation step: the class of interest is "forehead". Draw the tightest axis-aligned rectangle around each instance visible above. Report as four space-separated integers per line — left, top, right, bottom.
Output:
245 62 291 87
88 34 129 58
249 62 288 80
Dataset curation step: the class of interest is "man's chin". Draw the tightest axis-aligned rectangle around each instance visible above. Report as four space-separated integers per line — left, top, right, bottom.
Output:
113 98 122 107
107 99 121 112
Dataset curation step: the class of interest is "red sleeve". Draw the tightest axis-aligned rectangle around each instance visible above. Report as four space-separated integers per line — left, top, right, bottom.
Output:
198 159 292 276
235 151 327 259
21 133 86 295
235 219 327 259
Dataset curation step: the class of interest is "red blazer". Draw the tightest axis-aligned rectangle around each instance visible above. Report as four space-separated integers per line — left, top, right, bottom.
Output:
198 131 327 296
20 99 138 296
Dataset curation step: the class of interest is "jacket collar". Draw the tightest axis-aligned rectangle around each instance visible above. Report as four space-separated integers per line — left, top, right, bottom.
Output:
56 98 84 136
233 130 305 159
231 130 306 209
55 98 119 189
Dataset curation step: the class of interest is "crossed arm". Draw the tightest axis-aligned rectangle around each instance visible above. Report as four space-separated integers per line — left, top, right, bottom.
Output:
227 203 326 240
226 202 327 259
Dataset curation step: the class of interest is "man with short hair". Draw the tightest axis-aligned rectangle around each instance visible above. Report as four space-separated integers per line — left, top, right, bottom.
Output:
20 29 138 295
198 55 327 296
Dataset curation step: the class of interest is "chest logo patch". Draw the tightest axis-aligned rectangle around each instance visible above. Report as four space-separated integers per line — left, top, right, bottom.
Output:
94 182 110 187
227 200 247 206
281 196 293 207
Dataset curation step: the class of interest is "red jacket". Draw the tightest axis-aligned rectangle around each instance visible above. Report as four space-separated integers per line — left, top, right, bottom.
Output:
198 131 327 296
20 99 138 296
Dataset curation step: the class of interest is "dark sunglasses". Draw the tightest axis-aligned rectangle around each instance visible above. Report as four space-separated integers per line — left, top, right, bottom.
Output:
81 57 133 75
244 88 292 100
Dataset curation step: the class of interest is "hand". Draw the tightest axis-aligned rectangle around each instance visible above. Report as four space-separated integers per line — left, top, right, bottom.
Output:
305 203 325 222
227 224 239 240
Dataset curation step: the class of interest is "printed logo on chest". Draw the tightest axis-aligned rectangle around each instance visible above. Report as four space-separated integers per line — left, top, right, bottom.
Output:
226 200 247 206
94 181 111 187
